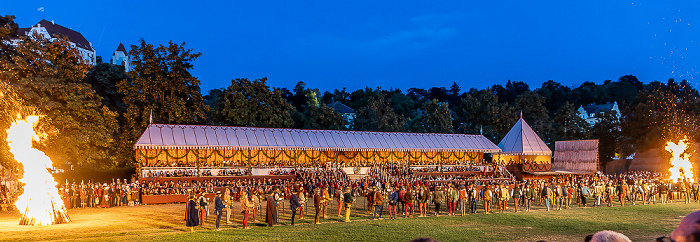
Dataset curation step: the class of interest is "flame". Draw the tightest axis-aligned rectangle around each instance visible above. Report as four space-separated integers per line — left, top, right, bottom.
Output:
7 115 70 226
666 139 694 182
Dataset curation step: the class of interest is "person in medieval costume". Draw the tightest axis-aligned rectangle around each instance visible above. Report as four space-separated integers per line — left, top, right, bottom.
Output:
265 188 281 227
100 184 110 208
185 193 199 232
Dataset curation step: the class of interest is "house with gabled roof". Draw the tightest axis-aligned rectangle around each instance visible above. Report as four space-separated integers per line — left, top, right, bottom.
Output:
11 20 96 65
578 101 620 126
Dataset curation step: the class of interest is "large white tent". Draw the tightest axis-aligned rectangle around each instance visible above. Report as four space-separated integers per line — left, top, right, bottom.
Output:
497 116 552 164
133 124 502 166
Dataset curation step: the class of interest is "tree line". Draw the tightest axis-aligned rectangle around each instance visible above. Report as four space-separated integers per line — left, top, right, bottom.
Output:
1 15 698 170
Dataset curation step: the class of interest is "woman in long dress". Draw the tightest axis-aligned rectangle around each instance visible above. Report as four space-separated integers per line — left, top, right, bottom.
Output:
185 194 199 232
265 190 277 227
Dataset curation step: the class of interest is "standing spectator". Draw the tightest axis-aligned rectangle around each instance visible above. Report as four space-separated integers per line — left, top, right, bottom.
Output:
555 183 564 210
214 191 225 231
185 193 199 232
482 185 492 214
458 185 467 216
335 187 343 217
298 188 306 220
659 181 668 204
593 182 604 207
373 188 384 220
566 183 575 209
198 191 208 226
399 186 407 217
387 187 399 220
313 188 322 225
419 186 429 217
448 185 458 216
543 183 552 211
405 187 414 217
433 186 444 216
224 189 233 224
512 184 521 213
343 187 354 222
322 187 331 219
523 184 533 212
498 184 510 213
289 189 301 225
468 184 479 214
580 183 591 207
240 191 254 229
616 181 626 206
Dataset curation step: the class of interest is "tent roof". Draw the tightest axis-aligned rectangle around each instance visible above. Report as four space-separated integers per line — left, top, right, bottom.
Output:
134 124 501 153
498 117 552 156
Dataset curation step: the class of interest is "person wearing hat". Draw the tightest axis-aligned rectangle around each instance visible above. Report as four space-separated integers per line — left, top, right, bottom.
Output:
343 187 354 222
297 187 306 220
432 186 444 216
185 193 199 232
214 190 225 231
313 187 322 224
198 191 209 226
224 188 233 224
289 188 301 225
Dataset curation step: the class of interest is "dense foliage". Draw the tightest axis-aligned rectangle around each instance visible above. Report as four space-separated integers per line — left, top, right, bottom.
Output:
1 15 699 170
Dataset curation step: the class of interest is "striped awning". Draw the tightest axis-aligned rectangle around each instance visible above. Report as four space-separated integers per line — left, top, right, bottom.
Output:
133 124 501 153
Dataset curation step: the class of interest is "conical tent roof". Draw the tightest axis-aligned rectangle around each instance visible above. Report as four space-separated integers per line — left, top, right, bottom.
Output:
498 117 552 156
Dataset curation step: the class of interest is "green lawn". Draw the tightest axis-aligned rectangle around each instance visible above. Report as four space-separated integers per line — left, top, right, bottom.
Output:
0 201 696 241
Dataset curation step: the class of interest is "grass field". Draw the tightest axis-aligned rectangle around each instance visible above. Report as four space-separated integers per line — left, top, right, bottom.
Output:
0 200 696 241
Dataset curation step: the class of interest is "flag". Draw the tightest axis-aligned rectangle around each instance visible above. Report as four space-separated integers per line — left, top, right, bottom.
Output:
149 110 153 124
37 7 44 12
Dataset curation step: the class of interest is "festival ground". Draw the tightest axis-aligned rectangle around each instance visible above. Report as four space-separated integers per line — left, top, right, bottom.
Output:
0 200 695 241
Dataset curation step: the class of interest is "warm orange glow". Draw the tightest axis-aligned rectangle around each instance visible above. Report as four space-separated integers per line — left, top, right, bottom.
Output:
7 115 70 226
666 139 694 181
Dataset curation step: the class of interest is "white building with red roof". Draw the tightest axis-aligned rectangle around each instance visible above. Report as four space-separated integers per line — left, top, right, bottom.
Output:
11 20 96 65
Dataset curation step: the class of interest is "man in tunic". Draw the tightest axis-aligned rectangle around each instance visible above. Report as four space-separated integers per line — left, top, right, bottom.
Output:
290 188 301 225
214 191 225 231
343 187 354 222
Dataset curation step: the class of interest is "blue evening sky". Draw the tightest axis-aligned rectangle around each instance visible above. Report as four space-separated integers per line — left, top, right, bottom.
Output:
5 1 700 93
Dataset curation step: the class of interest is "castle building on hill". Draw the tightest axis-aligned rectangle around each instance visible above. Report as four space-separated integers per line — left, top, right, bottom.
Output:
11 20 96 65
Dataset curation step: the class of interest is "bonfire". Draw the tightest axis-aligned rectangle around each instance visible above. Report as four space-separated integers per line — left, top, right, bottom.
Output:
7 115 70 226
665 139 694 182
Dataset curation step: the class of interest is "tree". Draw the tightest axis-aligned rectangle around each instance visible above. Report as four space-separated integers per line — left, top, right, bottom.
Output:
592 111 622 168
212 78 294 128
453 88 515 141
551 102 591 141
84 62 128 114
118 39 208 166
513 91 552 145
405 99 453 133
536 80 573 113
1 33 118 168
353 93 404 132
298 104 346 130
289 81 345 130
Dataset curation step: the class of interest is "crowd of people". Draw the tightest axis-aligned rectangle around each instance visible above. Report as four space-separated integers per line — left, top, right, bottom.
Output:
58 179 142 209
3 158 700 241
175 167 700 234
